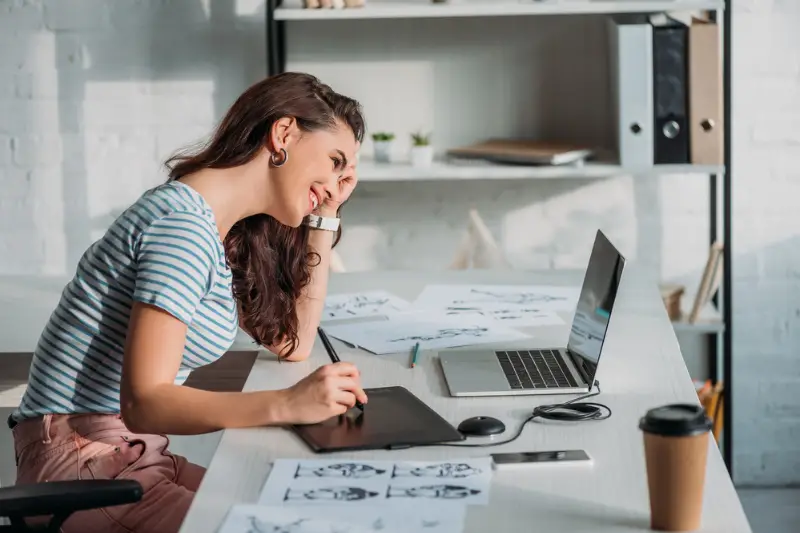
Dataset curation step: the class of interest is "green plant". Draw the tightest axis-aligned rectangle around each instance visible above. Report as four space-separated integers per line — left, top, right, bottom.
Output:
371 132 395 142
411 131 431 146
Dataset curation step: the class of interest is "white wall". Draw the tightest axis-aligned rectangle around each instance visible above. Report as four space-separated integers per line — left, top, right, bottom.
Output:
0 0 797 486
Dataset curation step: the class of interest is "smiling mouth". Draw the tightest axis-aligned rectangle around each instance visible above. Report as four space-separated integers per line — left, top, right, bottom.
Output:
308 190 321 213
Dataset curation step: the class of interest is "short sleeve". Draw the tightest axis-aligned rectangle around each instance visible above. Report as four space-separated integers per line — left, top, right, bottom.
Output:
133 211 219 325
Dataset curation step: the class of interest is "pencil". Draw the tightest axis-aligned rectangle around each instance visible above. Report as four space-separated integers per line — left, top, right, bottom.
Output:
411 342 420 368
317 327 365 411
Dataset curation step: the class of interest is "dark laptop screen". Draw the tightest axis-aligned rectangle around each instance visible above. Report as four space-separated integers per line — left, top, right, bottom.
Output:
566 230 625 384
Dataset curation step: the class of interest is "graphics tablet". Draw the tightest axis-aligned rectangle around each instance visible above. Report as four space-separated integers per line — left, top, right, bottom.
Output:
291 386 464 453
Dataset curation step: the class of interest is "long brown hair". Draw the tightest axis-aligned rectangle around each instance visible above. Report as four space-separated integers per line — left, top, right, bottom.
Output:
164 72 365 358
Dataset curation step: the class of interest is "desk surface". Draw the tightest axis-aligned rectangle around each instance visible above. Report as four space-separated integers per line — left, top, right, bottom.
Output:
180 267 750 533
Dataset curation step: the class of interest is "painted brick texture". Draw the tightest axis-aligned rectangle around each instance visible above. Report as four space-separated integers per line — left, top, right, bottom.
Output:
0 0 797 485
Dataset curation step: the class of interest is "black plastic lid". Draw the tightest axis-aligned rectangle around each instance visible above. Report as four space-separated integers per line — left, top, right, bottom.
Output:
638 403 713 437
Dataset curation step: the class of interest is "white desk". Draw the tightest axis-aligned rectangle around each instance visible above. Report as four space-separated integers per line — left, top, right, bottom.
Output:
180 267 751 533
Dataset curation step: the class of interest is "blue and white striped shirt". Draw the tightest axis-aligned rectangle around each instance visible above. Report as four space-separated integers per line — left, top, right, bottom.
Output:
13 180 238 421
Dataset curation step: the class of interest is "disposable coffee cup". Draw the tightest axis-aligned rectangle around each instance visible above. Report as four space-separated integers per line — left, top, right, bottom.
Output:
639 403 713 531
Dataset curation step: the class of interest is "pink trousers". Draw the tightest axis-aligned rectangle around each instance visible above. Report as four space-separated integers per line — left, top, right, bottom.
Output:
11 413 205 533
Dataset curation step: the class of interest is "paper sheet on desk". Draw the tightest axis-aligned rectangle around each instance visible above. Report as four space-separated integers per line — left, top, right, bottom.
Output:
258 458 492 507
414 284 580 314
322 290 411 322
322 312 529 354
218 503 466 533
439 302 565 328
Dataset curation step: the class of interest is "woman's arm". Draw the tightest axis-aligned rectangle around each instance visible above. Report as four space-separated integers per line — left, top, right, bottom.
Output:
265 226 334 362
121 301 366 435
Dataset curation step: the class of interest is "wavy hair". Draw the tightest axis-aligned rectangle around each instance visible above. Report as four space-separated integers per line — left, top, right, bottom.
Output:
164 72 365 358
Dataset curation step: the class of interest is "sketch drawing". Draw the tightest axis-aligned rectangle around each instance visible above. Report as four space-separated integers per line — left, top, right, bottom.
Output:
386 484 482 500
388 326 489 343
421 521 441 529
325 295 390 317
391 462 483 479
453 288 569 306
294 463 386 479
283 487 380 503
323 291 410 321
245 515 310 533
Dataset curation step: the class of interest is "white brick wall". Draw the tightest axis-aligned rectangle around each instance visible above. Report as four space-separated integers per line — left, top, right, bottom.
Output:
0 0 796 485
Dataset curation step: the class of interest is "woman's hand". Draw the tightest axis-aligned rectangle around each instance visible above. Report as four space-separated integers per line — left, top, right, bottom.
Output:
318 158 358 218
280 362 368 424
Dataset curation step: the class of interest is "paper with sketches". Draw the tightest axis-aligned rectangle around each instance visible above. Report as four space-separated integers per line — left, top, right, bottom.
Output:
322 291 411 321
440 303 564 328
258 458 493 508
414 284 580 314
218 503 466 533
322 312 529 355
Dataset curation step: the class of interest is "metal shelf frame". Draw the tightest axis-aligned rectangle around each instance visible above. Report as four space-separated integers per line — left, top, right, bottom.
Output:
265 0 734 475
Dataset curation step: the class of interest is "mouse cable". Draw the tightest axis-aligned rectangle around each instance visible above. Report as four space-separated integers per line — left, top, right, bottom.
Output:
416 380 611 449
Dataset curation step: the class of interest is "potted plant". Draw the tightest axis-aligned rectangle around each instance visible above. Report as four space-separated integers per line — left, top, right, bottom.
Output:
410 131 433 168
371 132 395 163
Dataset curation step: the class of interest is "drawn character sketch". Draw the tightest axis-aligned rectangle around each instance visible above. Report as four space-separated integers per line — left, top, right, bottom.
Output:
421 520 441 529
453 289 567 306
386 484 481 500
392 462 482 479
325 295 392 318
294 462 387 479
389 327 488 343
284 486 380 503
245 516 309 533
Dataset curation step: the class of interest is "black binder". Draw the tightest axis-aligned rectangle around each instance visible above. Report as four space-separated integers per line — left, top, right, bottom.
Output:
653 23 690 164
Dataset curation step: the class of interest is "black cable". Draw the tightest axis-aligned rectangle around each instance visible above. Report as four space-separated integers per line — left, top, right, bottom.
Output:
417 381 611 449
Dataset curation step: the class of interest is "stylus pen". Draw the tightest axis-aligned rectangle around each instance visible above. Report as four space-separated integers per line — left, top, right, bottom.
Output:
317 327 365 411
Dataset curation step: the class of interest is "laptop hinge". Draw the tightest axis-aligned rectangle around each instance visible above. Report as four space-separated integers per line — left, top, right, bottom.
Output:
566 348 592 385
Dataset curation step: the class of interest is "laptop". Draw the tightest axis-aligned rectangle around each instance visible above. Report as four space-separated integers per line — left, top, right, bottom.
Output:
439 229 625 397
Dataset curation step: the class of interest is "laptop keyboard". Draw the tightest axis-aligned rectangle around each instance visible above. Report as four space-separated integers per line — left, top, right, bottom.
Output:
495 350 578 390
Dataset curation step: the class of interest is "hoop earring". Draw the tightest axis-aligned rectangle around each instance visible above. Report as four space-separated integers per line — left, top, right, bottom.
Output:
270 148 288 167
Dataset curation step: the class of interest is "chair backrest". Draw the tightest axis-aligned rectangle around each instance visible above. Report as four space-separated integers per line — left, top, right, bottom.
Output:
448 209 510 270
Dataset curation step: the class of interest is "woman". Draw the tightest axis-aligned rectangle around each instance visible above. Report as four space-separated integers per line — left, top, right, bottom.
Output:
8 72 368 532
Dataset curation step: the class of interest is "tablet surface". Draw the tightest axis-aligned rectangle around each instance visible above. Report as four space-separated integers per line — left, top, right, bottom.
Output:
291 386 464 453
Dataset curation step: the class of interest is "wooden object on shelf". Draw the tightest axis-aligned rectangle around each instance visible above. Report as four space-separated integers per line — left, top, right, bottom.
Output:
447 139 593 166
659 283 685 321
696 379 724 442
688 242 723 324
330 249 347 273
449 209 510 270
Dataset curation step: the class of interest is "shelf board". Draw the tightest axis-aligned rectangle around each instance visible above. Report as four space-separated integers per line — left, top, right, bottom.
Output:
275 1 724 21
355 158 723 182
672 304 724 334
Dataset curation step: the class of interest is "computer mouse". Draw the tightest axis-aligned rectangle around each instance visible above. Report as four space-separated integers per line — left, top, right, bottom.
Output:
458 416 506 437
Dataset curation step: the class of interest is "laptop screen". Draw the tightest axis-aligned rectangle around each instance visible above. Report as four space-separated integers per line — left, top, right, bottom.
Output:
566 230 625 385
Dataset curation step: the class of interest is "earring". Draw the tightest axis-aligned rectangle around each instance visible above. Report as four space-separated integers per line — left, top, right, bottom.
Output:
270 148 288 167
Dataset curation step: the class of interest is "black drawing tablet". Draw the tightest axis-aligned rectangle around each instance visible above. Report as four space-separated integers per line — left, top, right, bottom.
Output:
291 386 465 453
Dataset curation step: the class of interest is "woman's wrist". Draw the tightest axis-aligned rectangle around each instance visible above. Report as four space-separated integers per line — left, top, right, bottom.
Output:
248 389 291 427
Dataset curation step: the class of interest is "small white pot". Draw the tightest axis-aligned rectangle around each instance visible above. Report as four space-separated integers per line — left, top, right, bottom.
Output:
373 141 393 163
410 145 434 168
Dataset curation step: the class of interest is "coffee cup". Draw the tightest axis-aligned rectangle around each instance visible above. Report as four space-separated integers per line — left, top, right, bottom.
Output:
639 403 714 531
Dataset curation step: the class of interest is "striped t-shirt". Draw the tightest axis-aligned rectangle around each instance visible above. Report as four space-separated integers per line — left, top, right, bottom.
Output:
13 180 239 421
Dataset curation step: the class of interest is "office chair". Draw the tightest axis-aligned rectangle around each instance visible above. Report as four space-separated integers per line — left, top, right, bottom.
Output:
0 479 143 532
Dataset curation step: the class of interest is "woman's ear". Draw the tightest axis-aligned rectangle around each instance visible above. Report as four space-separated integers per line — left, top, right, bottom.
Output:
269 116 297 152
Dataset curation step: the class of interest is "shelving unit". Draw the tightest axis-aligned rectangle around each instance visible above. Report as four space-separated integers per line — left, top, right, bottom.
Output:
265 0 733 474
274 0 725 20
355 158 724 182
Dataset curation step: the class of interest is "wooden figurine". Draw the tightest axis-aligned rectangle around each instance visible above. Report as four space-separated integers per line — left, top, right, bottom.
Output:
304 0 320 7
344 0 365 6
